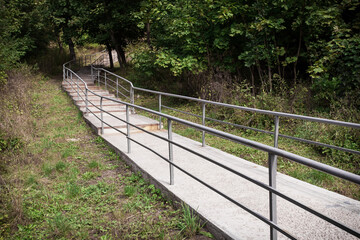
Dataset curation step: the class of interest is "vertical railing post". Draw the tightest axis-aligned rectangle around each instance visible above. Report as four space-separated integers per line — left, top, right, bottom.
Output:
100 97 104 134
130 86 134 114
70 72 73 91
116 78 119 98
66 69 69 86
126 105 131 153
269 116 279 240
77 76 80 100
97 70 100 86
85 88 89 116
202 103 206 147
105 72 107 90
91 65 93 81
168 119 174 185
159 94 162 129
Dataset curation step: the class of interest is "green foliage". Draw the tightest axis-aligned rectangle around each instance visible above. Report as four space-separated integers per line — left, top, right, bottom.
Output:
309 35 360 107
82 171 98 180
42 163 54 177
55 161 67 172
177 203 204 238
129 0 360 108
0 71 7 89
124 185 136 197
0 0 53 71
288 169 335 186
48 213 71 238
67 182 81 198
88 160 100 169
0 135 23 153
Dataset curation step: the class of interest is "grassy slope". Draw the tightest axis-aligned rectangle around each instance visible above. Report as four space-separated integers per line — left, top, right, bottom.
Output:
0 70 211 239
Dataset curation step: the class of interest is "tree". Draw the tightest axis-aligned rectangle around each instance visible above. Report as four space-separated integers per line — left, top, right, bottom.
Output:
46 0 88 59
0 0 52 70
84 0 143 68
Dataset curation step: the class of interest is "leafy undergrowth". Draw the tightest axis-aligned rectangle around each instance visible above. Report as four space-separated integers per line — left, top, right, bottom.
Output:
134 94 360 200
0 68 212 239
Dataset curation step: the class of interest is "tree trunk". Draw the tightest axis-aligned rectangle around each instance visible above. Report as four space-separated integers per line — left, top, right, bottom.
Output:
146 21 152 50
293 26 303 85
68 38 76 60
256 60 264 91
268 64 272 92
106 43 114 69
118 47 126 65
57 35 63 53
264 37 272 92
250 66 255 96
274 34 282 79
109 31 126 68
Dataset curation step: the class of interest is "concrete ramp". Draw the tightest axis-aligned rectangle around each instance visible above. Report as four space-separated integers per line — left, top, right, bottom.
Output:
62 68 360 240
102 130 360 240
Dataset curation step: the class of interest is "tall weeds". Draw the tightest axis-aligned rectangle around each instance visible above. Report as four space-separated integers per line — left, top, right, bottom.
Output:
0 65 40 155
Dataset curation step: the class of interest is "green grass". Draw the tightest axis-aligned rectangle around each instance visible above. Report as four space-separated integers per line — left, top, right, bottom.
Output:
0 72 212 239
177 204 204 238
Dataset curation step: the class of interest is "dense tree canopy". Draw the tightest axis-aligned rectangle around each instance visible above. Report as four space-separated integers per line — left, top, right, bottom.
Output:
131 0 360 105
1 0 359 107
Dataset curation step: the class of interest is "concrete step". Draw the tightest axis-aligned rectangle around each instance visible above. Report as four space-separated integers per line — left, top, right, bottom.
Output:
80 105 126 113
71 95 116 102
68 91 113 98
62 83 97 90
75 101 123 108
84 112 159 135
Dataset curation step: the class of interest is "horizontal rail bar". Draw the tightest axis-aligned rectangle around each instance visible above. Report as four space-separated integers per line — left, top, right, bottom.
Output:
92 96 360 238
88 92 360 185
92 67 134 87
162 105 360 155
134 87 359 129
126 135 296 239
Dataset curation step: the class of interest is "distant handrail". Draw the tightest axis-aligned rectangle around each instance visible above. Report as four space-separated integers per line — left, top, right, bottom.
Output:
63 52 360 239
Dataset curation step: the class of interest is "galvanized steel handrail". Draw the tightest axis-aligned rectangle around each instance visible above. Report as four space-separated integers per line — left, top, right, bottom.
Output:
85 91 360 185
89 52 360 159
134 87 359 129
63 53 360 239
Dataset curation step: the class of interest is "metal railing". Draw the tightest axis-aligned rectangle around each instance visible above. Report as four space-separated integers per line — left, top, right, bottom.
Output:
90 54 360 155
63 53 360 239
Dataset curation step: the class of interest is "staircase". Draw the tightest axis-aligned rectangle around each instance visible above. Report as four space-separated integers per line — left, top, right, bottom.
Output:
62 67 158 135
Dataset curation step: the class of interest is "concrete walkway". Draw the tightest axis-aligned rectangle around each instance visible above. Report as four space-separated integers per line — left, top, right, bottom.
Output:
62 69 360 240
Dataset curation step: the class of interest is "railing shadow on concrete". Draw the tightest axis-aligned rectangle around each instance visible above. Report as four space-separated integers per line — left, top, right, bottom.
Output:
63 52 360 240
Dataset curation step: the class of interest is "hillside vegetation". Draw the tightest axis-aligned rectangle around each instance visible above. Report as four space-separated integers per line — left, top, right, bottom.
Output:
0 65 212 239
